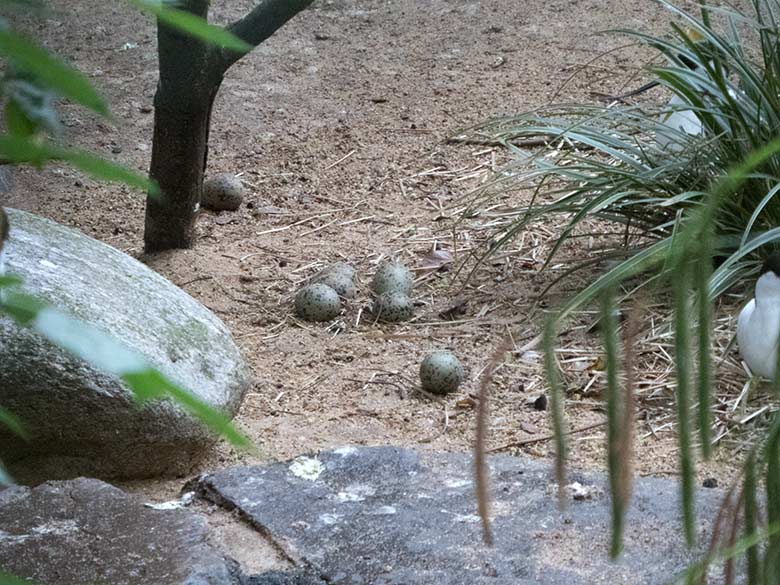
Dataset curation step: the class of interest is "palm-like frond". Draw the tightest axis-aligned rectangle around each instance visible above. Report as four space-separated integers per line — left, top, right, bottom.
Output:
467 0 780 579
457 0 780 306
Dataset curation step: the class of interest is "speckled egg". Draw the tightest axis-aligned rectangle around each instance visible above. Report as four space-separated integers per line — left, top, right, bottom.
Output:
372 291 413 322
326 261 356 281
312 262 357 298
316 271 356 298
371 261 413 295
294 283 341 321
420 351 464 395
202 173 244 211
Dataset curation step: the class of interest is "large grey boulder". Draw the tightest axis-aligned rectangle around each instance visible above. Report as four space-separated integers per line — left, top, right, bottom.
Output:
0 208 251 480
0 478 239 585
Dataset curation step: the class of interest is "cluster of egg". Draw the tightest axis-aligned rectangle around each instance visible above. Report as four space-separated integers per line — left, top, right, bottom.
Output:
294 260 464 394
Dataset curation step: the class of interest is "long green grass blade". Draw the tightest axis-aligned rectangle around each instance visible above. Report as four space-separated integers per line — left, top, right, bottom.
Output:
744 451 761 583
765 415 780 583
601 286 625 558
695 228 713 460
679 525 780 584
543 314 567 501
673 264 696 547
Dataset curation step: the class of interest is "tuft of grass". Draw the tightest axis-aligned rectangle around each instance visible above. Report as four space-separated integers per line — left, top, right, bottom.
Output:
455 0 780 317
460 0 780 573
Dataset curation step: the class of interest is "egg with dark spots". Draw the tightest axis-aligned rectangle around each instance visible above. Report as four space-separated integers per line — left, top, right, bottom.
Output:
372 291 413 322
294 283 341 321
327 261 356 281
420 351 464 394
371 261 413 295
202 173 244 211
312 262 357 298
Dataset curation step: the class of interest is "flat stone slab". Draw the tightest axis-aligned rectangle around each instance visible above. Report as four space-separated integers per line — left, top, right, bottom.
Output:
195 447 727 585
0 478 238 585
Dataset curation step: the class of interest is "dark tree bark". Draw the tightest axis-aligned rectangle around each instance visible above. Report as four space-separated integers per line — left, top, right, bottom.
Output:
143 0 313 253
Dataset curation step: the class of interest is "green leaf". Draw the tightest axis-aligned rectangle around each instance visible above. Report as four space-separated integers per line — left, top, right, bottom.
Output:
130 0 252 53
0 572 37 585
0 407 28 440
123 369 252 448
4 99 36 138
1 291 44 324
0 275 22 288
0 135 157 194
4 78 62 137
59 149 158 195
0 28 108 116
0 463 14 488
679 524 780 584
694 226 713 460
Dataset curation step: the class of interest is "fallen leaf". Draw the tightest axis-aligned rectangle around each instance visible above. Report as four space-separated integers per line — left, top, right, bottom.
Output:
419 248 453 273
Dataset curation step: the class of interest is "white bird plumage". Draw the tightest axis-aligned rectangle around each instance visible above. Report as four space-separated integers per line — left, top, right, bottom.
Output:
737 256 780 379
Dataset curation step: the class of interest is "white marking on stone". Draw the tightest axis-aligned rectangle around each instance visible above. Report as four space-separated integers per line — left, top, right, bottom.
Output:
31 519 79 535
144 491 194 510
335 483 375 503
370 505 396 516
337 491 362 503
333 446 357 457
444 478 471 489
289 456 324 481
319 513 340 525
39 259 58 269
453 513 481 524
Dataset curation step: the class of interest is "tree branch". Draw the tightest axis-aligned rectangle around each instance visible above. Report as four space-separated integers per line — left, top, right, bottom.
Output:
215 0 314 73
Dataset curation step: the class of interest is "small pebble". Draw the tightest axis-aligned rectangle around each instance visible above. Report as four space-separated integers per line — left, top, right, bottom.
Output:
533 394 548 411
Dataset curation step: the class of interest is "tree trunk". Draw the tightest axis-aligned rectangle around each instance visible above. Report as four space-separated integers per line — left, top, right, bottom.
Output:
144 87 217 252
142 0 314 252
143 0 221 253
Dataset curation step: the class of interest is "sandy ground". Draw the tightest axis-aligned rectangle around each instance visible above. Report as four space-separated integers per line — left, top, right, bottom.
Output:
3 0 755 501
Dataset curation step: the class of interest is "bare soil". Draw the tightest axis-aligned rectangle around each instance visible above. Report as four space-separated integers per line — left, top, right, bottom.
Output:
5 0 750 501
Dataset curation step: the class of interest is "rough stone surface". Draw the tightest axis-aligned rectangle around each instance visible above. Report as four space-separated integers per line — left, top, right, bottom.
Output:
0 208 252 480
0 478 238 585
195 447 732 585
